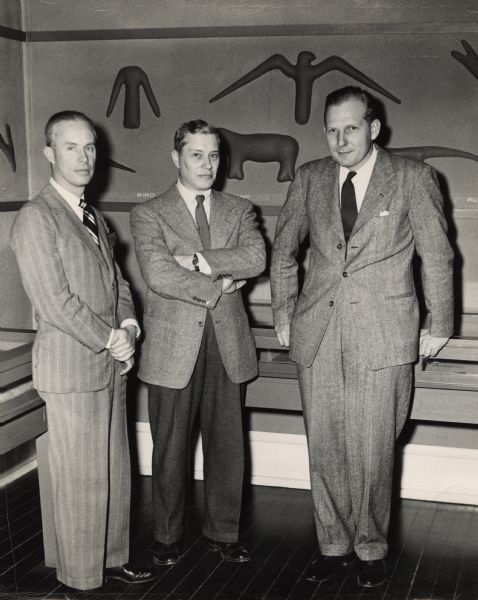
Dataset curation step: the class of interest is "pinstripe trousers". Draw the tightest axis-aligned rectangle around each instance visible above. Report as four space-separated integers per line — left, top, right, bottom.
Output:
297 301 412 561
41 362 130 590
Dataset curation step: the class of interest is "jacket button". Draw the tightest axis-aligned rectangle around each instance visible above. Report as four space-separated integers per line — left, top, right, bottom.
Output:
198 321 204 327
329 301 334 307
337 243 343 250
343 272 348 278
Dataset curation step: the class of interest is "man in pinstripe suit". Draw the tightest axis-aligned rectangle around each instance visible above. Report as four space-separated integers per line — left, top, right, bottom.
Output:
271 87 453 588
11 111 155 595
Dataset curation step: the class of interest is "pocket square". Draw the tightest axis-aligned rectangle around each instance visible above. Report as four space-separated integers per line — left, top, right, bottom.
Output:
379 210 390 217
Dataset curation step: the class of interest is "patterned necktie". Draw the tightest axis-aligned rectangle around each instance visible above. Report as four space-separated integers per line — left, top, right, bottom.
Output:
341 171 357 242
195 194 211 249
79 197 100 246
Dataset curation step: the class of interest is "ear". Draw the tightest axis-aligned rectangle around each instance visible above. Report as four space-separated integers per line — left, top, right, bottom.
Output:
43 145 55 165
171 149 179 170
370 119 381 141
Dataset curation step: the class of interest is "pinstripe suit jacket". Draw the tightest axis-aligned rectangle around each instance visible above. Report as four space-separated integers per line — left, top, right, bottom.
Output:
131 185 266 389
271 147 454 370
11 183 136 393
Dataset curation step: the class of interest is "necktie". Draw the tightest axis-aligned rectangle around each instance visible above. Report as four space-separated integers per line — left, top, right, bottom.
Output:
341 171 357 241
79 197 100 246
195 194 211 249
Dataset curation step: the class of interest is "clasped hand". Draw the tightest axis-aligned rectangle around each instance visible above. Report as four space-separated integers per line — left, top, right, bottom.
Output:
109 326 136 373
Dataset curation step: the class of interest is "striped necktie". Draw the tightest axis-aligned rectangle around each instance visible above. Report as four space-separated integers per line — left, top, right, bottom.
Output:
195 194 211 249
79 197 100 246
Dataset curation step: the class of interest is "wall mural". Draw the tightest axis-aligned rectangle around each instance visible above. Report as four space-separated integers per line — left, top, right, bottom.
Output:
0 124 16 172
210 52 401 124
218 128 298 182
106 65 161 129
451 40 478 80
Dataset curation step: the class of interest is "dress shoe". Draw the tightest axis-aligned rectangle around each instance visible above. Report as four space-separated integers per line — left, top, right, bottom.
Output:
304 552 355 583
104 563 156 584
149 540 182 565
357 559 387 588
205 537 251 562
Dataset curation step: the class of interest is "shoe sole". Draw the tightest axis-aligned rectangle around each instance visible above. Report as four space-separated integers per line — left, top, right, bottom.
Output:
357 575 387 588
105 574 158 584
152 555 182 566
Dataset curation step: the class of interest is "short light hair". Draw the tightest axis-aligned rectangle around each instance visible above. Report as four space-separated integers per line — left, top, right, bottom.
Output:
324 86 379 124
173 119 220 152
45 111 96 147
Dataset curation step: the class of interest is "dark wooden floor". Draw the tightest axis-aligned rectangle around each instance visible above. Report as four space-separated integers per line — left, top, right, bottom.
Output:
1 469 477 599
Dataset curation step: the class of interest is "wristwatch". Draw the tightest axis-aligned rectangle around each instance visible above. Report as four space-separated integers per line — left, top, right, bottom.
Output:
192 253 200 272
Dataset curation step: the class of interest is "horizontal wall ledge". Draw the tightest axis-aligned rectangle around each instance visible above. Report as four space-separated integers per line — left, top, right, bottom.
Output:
4 22 476 43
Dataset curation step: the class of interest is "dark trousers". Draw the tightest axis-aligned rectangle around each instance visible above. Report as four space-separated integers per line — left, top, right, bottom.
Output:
148 315 244 544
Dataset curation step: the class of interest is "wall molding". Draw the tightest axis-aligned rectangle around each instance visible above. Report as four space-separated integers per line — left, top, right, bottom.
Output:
0 456 36 488
136 423 478 506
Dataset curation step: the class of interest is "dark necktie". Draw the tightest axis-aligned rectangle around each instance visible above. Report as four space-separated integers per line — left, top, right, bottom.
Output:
341 171 357 241
79 197 100 246
195 194 211 249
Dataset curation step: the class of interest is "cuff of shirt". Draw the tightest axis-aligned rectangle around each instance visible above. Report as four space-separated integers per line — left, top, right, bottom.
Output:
197 253 212 275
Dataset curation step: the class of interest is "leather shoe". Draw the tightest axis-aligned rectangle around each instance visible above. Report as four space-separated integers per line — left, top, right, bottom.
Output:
104 563 156 584
305 552 355 583
357 559 387 588
206 537 251 562
149 540 182 565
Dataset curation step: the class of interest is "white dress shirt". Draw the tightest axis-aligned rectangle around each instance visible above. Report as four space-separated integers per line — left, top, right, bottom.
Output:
49 177 140 347
176 180 212 274
338 144 378 212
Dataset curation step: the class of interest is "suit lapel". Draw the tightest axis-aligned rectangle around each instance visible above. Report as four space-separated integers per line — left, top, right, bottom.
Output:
42 184 110 270
351 148 396 236
160 186 204 247
312 160 344 240
209 191 237 249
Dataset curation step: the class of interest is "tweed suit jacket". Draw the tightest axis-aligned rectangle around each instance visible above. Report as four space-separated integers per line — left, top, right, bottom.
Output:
130 185 266 389
11 183 136 393
271 147 454 370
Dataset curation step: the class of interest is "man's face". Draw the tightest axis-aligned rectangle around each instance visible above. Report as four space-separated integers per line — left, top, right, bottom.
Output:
172 132 219 192
324 98 380 170
43 119 96 196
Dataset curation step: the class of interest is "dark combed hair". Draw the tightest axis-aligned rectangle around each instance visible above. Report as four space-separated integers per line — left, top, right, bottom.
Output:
324 86 379 124
45 111 96 146
173 119 220 152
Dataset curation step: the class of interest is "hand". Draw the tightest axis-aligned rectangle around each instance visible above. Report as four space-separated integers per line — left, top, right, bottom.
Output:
275 323 290 347
109 326 136 361
174 254 194 270
119 357 134 375
419 330 449 358
222 279 247 294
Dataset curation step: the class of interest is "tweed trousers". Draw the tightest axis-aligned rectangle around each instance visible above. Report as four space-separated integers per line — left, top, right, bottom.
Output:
148 314 244 545
41 362 130 590
297 300 412 561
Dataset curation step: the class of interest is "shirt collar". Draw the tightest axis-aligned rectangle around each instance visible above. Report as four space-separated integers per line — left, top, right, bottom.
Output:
50 177 84 208
176 180 212 203
339 144 378 184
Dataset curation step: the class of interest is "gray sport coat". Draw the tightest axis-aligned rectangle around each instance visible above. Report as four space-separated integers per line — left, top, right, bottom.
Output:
131 185 266 389
271 147 454 370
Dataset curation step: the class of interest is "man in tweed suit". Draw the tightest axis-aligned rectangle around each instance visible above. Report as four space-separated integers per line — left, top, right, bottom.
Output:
271 87 454 587
131 119 265 565
11 111 154 595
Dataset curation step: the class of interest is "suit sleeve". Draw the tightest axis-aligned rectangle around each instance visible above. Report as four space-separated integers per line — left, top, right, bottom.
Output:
201 201 266 281
130 203 223 308
270 166 310 328
10 203 112 352
408 164 454 338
